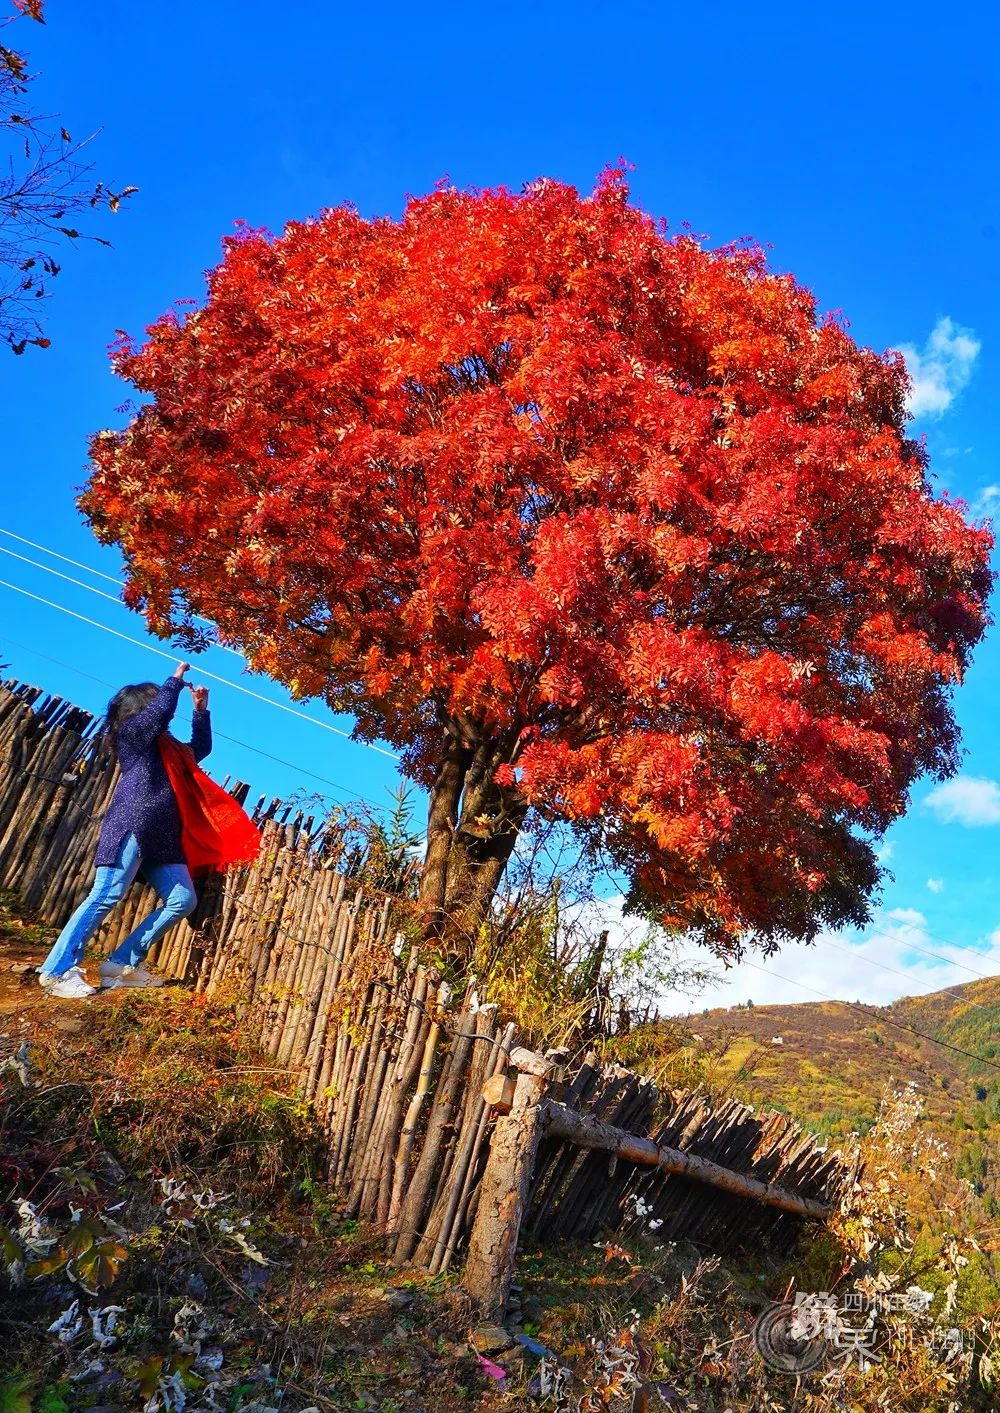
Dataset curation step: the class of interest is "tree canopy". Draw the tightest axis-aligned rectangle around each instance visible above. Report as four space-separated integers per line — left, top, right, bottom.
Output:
81 170 993 955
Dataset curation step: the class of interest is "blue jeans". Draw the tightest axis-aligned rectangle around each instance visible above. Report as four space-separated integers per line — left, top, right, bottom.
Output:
39 832 197 977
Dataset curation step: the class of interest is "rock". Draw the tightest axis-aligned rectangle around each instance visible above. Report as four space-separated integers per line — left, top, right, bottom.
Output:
469 1321 516 1356
381 1286 414 1308
527 1371 547 1400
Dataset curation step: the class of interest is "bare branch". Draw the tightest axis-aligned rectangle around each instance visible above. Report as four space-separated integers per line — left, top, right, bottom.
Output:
0 1 135 352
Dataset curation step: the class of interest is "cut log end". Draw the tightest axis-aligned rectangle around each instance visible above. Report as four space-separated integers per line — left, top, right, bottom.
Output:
482 1072 515 1114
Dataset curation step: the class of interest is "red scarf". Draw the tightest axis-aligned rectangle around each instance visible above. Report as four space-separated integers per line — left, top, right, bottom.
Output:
159 736 262 879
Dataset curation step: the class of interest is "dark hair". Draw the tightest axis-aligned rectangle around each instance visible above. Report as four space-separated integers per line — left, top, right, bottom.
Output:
104 682 160 751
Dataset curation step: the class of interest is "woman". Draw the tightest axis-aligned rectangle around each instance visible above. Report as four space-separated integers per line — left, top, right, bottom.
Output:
38 661 258 999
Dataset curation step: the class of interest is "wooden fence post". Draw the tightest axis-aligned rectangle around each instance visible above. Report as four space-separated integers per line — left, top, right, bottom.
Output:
462 1046 555 1318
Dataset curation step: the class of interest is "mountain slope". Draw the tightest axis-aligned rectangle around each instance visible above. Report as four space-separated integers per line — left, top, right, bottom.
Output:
648 976 1000 1213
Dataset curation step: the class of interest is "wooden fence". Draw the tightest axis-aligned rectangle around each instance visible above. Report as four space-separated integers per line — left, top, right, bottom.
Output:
0 677 856 1306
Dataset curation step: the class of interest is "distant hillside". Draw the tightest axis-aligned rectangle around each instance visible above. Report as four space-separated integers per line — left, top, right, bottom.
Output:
623 975 1000 1220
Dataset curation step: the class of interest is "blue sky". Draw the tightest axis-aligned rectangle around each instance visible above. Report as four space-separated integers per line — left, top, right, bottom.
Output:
1 0 998 1008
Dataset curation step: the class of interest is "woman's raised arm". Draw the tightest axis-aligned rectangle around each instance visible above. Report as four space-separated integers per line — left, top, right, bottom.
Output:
117 665 189 753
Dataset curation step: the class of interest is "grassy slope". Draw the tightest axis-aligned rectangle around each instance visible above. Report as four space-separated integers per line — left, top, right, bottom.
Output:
657 977 1000 1210
4 893 998 1410
2 897 842 1412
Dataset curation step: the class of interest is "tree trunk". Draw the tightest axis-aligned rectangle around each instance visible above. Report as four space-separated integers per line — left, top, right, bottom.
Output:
417 732 471 936
417 729 526 960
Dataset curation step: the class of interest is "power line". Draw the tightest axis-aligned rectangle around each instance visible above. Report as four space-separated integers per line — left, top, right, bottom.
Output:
211 729 390 813
0 525 243 651
0 575 400 760
0 528 400 760
864 921 998 984
0 636 117 695
0 631 393 814
0 526 124 586
817 933 994 1011
738 957 1000 1075
0 543 245 660
0 543 127 610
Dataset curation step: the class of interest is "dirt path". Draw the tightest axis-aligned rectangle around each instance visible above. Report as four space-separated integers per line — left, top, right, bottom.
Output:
0 897 122 1051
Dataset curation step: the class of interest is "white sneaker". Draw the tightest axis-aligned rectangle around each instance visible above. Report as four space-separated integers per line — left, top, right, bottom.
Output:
99 962 165 990
39 966 96 1000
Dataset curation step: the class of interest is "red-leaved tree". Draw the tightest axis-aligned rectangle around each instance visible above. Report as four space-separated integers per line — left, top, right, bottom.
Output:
81 171 993 958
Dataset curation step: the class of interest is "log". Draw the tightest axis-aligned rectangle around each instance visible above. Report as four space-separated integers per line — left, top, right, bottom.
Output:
387 981 450 1227
462 1051 556 1316
431 1017 516 1274
539 1099 833 1220
508 1046 556 1078
393 987 477 1260
481 1072 515 1114
417 1002 498 1270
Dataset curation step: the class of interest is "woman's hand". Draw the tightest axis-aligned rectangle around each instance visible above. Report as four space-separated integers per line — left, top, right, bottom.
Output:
189 684 210 712
173 662 191 679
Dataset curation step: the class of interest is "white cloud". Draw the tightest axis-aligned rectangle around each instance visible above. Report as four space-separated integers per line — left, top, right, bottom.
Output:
926 877 944 894
885 905 927 930
972 484 1000 518
897 316 980 419
573 894 979 1015
924 775 1000 827
574 882 996 1018
658 902 1000 1014
875 839 894 863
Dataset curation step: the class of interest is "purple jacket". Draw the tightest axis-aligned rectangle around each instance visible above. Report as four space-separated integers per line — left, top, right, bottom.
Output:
95 676 212 868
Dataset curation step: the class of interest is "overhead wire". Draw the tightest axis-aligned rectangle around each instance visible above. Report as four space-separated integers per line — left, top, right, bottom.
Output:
0 526 240 649
0 543 130 613
0 575 400 759
738 957 1000 1075
0 526 126 586
815 933 996 1011
0 526 400 758
863 921 998 983
0 632 393 814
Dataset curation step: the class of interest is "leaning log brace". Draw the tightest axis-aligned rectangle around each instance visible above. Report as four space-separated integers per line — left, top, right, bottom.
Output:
463 1047 833 1315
